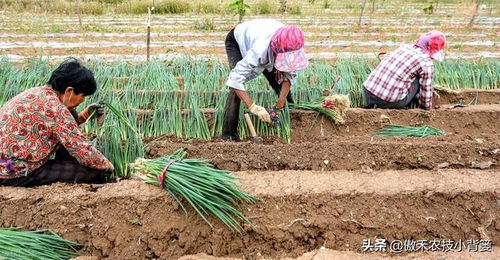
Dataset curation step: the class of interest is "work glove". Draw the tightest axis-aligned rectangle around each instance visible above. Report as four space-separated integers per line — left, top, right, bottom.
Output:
269 106 281 124
83 103 105 120
249 104 271 123
88 103 105 118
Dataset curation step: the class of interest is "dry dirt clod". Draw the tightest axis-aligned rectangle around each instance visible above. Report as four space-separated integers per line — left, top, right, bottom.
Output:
424 216 437 221
379 114 392 124
475 138 485 144
477 226 491 241
361 165 373 173
436 162 450 169
471 161 494 169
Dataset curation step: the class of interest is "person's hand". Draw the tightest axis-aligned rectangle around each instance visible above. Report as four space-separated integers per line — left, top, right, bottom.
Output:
269 106 281 124
87 103 105 119
249 104 271 123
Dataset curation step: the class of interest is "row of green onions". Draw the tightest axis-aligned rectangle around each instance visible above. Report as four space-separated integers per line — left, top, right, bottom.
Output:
1 57 498 109
377 125 445 138
0 228 81 260
0 57 497 177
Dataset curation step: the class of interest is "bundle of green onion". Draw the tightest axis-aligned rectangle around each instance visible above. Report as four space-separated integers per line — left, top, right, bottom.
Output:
377 125 444 137
0 228 81 260
132 149 255 232
290 101 338 121
290 95 350 124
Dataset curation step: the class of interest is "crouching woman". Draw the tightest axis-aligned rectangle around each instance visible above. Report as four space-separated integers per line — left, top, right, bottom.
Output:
0 58 114 187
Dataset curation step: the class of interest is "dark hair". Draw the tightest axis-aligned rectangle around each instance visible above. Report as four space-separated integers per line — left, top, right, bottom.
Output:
47 57 97 96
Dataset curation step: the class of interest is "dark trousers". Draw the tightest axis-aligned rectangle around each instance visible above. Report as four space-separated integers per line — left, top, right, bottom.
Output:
0 148 109 187
221 29 293 140
364 78 421 109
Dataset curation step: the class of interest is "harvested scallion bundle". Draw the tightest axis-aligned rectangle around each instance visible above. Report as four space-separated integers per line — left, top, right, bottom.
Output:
132 149 255 232
290 95 350 124
377 125 444 137
0 228 81 260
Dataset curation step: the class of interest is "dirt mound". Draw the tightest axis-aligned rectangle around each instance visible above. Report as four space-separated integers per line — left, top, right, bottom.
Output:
434 89 500 107
147 136 499 171
1 169 498 259
322 105 500 138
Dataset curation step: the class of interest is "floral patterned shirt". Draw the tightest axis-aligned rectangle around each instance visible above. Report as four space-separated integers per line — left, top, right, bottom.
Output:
0 86 114 179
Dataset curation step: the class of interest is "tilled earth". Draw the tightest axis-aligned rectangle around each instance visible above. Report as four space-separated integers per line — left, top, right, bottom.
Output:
1 101 499 259
1 170 498 259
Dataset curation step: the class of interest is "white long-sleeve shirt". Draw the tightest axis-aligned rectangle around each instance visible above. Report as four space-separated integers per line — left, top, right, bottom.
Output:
226 19 296 91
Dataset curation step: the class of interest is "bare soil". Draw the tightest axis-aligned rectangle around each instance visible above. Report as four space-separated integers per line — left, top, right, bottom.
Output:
180 247 500 260
147 136 499 171
434 89 500 107
290 104 500 139
1 169 498 259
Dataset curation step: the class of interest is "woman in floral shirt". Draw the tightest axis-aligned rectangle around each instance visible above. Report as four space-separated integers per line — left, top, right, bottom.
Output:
0 58 114 187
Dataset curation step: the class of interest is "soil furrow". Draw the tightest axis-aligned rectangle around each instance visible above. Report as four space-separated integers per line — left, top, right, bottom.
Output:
147 138 499 171
1 169 498 259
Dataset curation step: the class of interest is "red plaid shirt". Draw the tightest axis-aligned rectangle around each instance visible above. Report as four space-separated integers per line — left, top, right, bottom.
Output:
0 86 113 179
364 45 435 109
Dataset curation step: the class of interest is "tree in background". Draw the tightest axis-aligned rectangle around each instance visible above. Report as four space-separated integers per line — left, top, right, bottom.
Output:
76 0 82 27
229 0 250 23
469 0 483 27
358 0 368 27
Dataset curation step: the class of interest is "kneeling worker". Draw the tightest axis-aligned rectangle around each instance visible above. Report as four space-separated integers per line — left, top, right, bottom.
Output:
0 58 114 187
363 31 446 110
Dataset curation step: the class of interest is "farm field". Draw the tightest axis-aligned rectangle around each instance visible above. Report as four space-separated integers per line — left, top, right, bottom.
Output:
0 0 499 259
0 1 498 61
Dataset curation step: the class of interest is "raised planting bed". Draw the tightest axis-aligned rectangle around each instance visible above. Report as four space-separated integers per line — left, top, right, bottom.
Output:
1 169 498 259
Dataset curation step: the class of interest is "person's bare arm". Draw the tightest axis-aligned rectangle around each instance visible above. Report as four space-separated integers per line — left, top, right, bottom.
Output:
234 89 254 108
234 89 271 122
275 80 291 109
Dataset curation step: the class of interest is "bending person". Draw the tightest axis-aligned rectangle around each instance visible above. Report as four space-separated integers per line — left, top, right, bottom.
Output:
222 18 309 141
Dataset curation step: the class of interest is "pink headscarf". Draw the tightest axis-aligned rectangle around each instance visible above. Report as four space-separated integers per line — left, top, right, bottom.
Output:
415 30 446 55
270 26 305 53
270 26 308 73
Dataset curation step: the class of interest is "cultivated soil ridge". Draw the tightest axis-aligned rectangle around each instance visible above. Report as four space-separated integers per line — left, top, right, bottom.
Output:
1 169 498 259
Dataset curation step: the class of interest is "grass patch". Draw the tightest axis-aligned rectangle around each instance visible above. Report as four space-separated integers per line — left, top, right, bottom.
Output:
80 2 106 15
193 1 222 14
128 0 190 14
289 3 302 15
156 0 190 14
323 0 330 9
193 18 215 30
252 0 277 15
98 0 125 3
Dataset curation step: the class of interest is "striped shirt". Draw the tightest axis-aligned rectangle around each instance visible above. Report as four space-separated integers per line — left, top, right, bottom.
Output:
363 44 435 109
